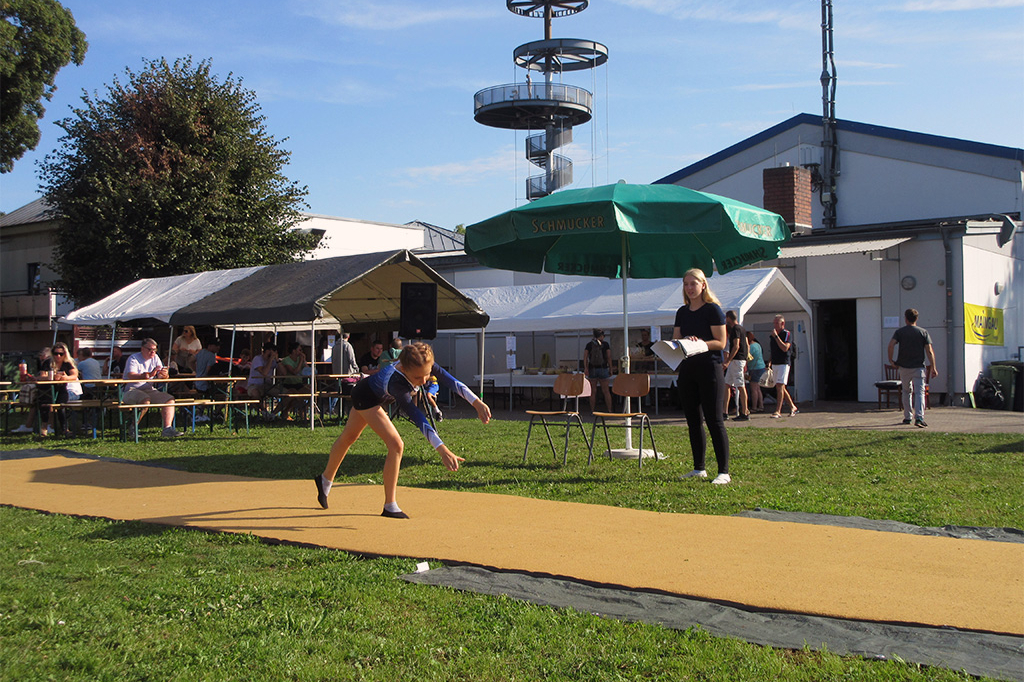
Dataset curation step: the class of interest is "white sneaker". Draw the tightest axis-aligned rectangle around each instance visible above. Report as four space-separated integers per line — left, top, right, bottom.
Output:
11 424 33 434
161 427 184 438
681 469 707 479
195 415 210 423
712 473 732 485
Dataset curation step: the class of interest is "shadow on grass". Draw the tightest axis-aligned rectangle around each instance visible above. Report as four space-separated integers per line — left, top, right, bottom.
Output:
977 440 1024 454
83 519 174 541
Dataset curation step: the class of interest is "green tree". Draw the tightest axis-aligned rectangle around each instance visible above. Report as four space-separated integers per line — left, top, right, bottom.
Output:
40 57 316 304
0 0 87 173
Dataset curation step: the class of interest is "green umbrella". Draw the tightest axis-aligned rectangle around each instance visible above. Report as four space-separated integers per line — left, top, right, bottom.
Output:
465 182 791 279
466 182 791 456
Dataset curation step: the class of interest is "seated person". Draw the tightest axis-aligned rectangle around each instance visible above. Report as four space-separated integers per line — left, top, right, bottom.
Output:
171 325 201 372
359 340 385 375
105 345 128 376
11 347 50 435
76 347 103 432
247 343 281 416
194 338 221 397
275 341 308 420
41 341 79 438
121 338 183 438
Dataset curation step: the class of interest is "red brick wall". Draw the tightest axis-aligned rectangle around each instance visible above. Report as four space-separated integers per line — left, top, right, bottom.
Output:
763 165 813 234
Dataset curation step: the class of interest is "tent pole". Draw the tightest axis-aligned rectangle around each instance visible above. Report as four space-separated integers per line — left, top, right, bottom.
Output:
228 326 236 377
166 326 174 367
478 328 485 398
107 323 117 378
310 320 316 431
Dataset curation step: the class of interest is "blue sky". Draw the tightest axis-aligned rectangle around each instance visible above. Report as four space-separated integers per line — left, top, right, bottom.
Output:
2 0 1022 229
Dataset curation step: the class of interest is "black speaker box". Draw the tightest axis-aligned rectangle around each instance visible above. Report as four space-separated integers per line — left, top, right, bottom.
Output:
400 282 437 339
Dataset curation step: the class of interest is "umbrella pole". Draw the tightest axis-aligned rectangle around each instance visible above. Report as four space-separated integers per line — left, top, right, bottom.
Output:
621 236 633 450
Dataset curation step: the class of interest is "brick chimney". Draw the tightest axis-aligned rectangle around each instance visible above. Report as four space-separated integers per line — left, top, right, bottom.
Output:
763 165 813 234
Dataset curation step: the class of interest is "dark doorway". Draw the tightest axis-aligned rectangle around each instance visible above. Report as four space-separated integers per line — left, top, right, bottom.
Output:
816 299 858 400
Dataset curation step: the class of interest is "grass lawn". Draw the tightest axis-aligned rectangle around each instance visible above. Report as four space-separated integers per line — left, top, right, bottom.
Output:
1 420 1021 680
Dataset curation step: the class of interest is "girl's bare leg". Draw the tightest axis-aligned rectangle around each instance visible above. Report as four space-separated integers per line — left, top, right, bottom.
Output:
322 408 368 481
358 406 405 505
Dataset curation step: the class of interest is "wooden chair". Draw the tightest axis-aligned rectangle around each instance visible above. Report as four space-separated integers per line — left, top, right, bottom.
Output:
876 365 931 411
875 365 902 410
523 373 592 465
589 373 659 469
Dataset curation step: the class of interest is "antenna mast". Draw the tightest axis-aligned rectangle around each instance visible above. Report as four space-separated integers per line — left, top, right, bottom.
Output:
820 0 839 230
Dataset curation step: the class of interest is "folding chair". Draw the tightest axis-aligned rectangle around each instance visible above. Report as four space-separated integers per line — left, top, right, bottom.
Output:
523 373 592 465
589 373 658 469
875 364 902 410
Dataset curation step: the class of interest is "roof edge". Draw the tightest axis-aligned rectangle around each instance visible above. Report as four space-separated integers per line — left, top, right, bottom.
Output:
655 114 1024 185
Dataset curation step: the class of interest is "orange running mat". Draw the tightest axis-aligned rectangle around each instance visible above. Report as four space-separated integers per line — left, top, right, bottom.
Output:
2 454 1021 636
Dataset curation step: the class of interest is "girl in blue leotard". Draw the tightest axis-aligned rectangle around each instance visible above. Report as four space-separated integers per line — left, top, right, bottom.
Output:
314 341 491 518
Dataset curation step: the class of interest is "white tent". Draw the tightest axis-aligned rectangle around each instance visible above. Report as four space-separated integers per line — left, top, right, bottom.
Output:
462 268 811 333
444 267 816 403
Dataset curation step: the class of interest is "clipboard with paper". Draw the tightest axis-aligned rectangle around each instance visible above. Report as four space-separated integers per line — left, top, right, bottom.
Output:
651 338 709 371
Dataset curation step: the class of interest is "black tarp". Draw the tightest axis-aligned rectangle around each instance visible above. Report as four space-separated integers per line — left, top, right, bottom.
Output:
171 249 488 331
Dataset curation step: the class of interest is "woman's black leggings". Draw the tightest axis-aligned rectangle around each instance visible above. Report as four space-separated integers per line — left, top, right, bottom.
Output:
677 354 729 474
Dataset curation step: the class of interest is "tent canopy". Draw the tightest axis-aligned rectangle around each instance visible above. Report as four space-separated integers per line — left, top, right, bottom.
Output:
461 268 809 334
62 250 489 332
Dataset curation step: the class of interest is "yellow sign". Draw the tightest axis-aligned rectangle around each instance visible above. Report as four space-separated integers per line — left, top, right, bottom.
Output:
964 303 1003 346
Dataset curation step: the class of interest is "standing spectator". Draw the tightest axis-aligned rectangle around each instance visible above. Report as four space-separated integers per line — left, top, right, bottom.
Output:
723 310 750 421
123 338 183 438
674 268 731 485
745 331 766 413
768 315 799 418
584 329 614 413
359 340 385 375
636 328 655 357
888 308 939 428
331 332 358 377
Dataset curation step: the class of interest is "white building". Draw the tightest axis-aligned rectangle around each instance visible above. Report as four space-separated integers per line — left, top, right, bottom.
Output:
0 199 463 353
655 114 1023 404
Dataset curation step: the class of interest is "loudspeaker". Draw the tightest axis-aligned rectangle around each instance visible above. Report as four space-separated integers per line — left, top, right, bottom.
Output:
400 282 437 339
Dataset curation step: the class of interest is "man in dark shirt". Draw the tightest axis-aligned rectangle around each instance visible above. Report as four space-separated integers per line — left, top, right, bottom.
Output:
768 315 799 418
359 340 385 375
723 310 749 420
888 308 938 427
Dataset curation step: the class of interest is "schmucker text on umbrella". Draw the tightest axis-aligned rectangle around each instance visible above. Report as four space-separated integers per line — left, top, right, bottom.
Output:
532 216 607 233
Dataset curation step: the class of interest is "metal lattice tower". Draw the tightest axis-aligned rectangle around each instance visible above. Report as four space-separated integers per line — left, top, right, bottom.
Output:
474 1 607 200
820 0 839 229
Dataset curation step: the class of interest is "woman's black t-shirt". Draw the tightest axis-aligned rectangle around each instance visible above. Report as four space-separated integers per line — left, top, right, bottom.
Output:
673 302 726 363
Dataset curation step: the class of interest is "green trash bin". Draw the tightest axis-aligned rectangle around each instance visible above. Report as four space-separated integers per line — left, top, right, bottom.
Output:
988 364 1018 411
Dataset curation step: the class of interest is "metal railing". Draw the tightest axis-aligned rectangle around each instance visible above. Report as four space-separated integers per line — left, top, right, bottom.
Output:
474 82 592 113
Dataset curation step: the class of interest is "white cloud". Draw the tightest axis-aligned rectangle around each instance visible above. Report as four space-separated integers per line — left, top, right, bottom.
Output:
609 0 815 29
398 146 518 185
292 0 498 30
839 60 900 69
898 0 1024 10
